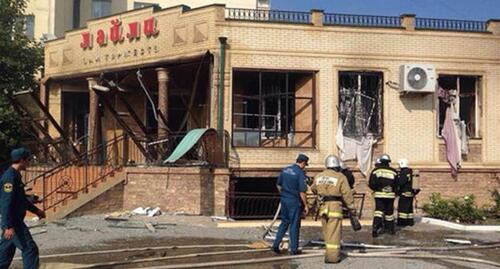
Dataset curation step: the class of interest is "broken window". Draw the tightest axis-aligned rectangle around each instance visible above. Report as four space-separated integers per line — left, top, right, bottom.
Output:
438 75 481 138
338 71 383 139
232 70 316 148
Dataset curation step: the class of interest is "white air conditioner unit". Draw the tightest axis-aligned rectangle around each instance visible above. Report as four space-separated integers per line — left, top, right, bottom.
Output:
400 64 437 93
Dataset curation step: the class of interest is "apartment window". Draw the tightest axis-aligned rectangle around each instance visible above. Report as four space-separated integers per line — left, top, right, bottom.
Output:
91 0 112 19
24 15 35 40
232 70 316 148
438 75 481 138
134 2 156 9
73 0 81 28
338 71 383 139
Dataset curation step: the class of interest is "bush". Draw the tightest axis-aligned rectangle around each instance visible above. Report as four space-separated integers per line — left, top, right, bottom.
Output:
422 193 486 224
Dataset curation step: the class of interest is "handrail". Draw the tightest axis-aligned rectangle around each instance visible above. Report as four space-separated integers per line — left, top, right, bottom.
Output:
416 17 487 32
324 13 401 28
38 135 126 211
225 8 311 24
26 135 125 185
224 8 490 33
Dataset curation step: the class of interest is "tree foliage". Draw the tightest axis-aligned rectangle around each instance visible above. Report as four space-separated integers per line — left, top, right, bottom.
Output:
0 0 44 164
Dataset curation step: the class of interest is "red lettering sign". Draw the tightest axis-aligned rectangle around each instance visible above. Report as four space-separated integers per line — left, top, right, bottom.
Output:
143 17 159 37
80 32 92 49
96 29 107 46
110 19 123 43
127 22 140 40
81 17 159 50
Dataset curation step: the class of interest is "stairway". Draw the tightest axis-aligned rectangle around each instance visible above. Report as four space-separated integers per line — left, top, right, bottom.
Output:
27 135 127 220
43 170 126 220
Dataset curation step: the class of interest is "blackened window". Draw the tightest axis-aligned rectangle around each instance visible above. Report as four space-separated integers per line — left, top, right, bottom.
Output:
232 70 316 148
438 75 481 138
338 71 383 139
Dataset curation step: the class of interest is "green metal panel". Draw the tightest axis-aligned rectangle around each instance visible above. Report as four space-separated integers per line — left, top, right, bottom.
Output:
163 128 214 163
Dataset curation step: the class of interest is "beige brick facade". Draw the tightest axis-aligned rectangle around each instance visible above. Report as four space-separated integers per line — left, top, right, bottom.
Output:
42 5 500 214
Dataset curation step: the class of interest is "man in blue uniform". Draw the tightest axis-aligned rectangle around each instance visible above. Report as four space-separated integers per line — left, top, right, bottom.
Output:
0 148 46 269
272 154 309 255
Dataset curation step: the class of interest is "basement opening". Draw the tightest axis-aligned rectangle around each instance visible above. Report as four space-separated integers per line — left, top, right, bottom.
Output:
226 177 280 219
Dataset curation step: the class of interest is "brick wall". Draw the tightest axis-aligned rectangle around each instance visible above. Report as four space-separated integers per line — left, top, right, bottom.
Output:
70 167 230 216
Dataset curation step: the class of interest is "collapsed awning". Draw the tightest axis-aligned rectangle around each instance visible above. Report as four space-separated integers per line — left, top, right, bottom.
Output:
163 128 216 164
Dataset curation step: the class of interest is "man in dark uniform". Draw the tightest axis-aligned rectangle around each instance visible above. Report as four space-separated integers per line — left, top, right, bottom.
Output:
368 154 399 237
339 161 355 190
272 154 309 255
397 159 420 226
0 148 46 269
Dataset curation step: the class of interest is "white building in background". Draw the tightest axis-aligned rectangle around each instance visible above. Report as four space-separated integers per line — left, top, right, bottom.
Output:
24 0 270 40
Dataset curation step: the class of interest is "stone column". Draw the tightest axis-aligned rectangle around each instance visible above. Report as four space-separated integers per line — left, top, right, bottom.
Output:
156 67 169 139
311 9 324 27
487 19 500 35
87 77 100 153
400 14 416 31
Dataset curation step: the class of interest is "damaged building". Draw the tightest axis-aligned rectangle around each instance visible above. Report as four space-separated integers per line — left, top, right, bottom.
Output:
12 5 500 219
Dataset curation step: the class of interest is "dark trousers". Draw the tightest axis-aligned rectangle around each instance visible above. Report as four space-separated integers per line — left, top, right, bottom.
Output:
0 223 39 269
397 196 415 226
272 199 302 253
373 198 395 234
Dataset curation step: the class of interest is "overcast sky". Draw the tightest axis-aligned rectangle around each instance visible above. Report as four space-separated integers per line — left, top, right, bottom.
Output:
269 0 500 21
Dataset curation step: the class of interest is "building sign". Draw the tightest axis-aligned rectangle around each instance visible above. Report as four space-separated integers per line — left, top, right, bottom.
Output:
80 17 159 49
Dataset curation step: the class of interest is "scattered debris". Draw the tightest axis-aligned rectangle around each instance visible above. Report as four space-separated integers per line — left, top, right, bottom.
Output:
211 216 235 222
445 238 472 245
131 207 162 217
144 222 156 233
105 211 132 221
31 229 48 236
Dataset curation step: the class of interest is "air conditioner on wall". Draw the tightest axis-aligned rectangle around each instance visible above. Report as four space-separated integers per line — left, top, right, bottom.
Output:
400 64 437 93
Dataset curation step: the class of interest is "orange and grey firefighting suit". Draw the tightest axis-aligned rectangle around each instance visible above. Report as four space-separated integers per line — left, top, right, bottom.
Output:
369 164 399 235
312 169 355 263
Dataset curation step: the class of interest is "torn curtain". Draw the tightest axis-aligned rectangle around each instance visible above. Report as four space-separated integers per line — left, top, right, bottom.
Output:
441 104 461 177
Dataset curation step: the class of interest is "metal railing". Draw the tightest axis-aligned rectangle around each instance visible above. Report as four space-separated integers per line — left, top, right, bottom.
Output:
226 191 366 219
29 135 126 211
225 8 311 24
415 17 487 32
324 13 402 28
224 8 490 33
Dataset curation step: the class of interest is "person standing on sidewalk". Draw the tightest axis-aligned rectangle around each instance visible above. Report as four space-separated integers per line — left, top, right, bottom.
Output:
0 148 46 269
272 154 309 255
312 155 356 263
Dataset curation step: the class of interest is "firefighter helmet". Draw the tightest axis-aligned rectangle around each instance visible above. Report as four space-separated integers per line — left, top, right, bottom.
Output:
325 155 341 169
398 158 409 168
379 154 391 164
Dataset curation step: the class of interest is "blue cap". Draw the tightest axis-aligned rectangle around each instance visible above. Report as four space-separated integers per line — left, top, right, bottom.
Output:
296 153 309 166
11 147 31 162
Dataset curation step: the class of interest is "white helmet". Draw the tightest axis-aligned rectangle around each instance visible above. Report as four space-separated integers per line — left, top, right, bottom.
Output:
379 154 391 164
398 158 409 168
325 155 341 169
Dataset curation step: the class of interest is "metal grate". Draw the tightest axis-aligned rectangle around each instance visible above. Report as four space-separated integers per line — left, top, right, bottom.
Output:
225 8 311 24
324 13 401 28
416 17 487 32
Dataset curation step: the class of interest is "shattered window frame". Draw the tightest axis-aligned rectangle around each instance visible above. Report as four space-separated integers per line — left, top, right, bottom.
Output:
338 71 384 140
437 75 482 138
231 69 316 148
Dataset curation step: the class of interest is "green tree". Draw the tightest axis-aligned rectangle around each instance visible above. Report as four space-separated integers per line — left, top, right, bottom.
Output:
0 0 44 164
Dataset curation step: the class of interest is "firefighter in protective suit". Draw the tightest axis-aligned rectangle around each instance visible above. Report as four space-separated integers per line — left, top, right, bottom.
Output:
369 154 399 237
397 159 420 226
311 155 355 263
